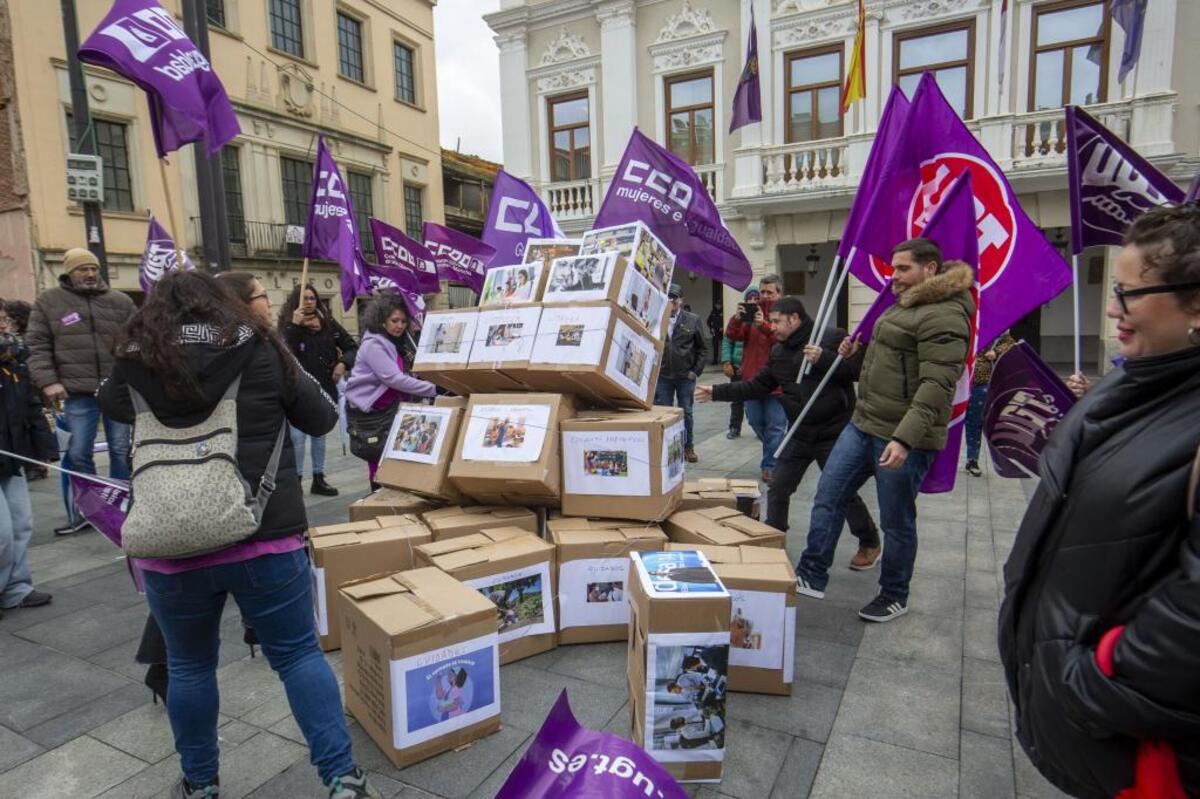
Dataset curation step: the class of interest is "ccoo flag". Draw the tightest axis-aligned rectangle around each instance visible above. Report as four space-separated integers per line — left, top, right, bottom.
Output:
370 218 440 294
594 128 752 290
304 137 371 310
728 7 761 133
1066 105 1183 253
361 254 426 325
423 222 494 295
138 214 195 294
78 0 239 157
482 170 564 264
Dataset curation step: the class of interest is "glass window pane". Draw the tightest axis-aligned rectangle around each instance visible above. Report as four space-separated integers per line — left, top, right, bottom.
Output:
1069 46 1103 106
394 43 416 104
669 76 712 109
693 108 714 165
934 66 968 117
898 73 920 99
1033 50 1065 109
573 143 591 180
404 185 423 241
1037 4 1103 47
574 127 590 150
337 14 364 83
551 96 588 127
790 52 839 87
552 130 571 181
668 112 691 159
816 86 840 138
269 0 304 57
461 182 482 212
790 90 814 142
899 29 967 69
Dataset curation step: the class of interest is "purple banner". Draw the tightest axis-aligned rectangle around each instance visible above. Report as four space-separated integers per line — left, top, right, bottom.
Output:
482 170 563 264
304 137 371 310
729 8 761 133
983 341 1076 478
69 473 144 592
1066 104 1183 253
594 128 752 290
370 218 439 294
496 691 687 799
422 222 494 294
78 0 239 157
138 214 195 294
363 255 427 325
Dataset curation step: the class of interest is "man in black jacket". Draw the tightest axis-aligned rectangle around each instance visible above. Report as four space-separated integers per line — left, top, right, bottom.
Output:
696 296 879 566
655 284 709 463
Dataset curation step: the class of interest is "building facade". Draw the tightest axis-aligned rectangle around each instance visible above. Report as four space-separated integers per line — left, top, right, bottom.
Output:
0 0 443 332
485 0 1199 370
441 147 500 307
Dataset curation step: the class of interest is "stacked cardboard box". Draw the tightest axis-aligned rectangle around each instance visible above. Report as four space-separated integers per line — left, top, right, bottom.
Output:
348 487 437 522
375 397 466 502
679 478 763 518
420 505 540 541
663 507 785 549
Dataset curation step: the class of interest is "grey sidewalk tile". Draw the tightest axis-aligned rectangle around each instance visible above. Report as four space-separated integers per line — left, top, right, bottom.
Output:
516 644 567 671
1012 740 1074 799
94 754 183 799
216 730 308 799
960 730 1015 799
712 719 793 799
793 635 857 689
500 662 628 732
219 718 264 746
267 714 307 745
241 692 295 729
832 657 961 759
391 724 534 798
727 679 842 744
856 611 963 672
0 647 131 732
215 657 289 719
247 758 406 799
13 602 146 659
768 736 824 799
915 536 968 578
465 732 531 799
794 601 866 648
39 560 127 592
90 703 177 764
906 573 966 621
963 606 1003 663
22 682 150 750
68 567 151 610
0 724 44 771
809 733 958 799
0 589 98 633
961 657 1011 740
966 530 997 573
547 641 629 690
0 631 48 671
966 568 1000 611
0 735 147 799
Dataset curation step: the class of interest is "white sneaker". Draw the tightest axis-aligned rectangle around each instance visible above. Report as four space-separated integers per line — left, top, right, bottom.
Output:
795 575 825 600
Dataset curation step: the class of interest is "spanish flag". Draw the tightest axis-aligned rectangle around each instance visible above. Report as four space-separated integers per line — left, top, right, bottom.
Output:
841 0 866 112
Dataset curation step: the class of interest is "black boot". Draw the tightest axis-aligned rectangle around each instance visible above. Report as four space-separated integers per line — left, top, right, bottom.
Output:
311 474 339 497
242 623 259 658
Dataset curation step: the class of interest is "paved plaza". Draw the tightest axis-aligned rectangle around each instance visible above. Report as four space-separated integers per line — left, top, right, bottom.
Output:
0 376 1073 799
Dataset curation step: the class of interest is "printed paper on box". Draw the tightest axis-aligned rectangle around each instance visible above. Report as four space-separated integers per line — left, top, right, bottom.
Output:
461 403 551 463
783 607 796 685
580 223 675 295
522 239 581 270
312 566 328 636
728 589 786 671
543 253 618 303
558 557 632 629
633 550 727 598
480 263 543 306
619 267 668 337
562 431 651 497
384 406 456 466
530 305 610 366
389 632 500 750
463 562 556 644
643 631 730 764
660 419 686 493
419 314 479 365
471 306 542 364
604 319 656 402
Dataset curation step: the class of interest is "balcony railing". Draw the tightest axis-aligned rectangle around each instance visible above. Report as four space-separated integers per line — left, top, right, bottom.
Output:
761 138 851 194
189 216 306 259
1008 102 1132 170
694 163 723 203
545 178 598 222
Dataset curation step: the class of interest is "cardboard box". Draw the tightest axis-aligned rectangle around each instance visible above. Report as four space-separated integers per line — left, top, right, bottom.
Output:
420 504 540 541
522 238 582 272
528 303 663 409
548 517 668 644
559 407 686 521
309 517 433 652
627 549 731 783
680 478 763 518
663 507 785 549
448 393 575 505
339 568 501 769
348 488 438 522
479 262 550 307
666 544 796 696
413 308 480 395
466 304 544 390
415 529 557 664
579 221 676 303
542 253 669 340
375 401 466 502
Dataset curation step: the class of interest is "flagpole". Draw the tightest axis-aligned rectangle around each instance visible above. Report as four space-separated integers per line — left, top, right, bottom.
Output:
157 158 186 269
801 252 853 379
1071 252 1081 376
774 355 843 459
805 251 841 349
300 257 310 292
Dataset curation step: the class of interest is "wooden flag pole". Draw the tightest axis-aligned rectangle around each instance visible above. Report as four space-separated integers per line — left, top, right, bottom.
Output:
157 157 186 269
300 257 310 293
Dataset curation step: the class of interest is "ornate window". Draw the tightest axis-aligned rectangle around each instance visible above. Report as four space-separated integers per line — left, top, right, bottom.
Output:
547 93 591 181
665 70 715 166
1030 0 1108 111
786 46 843 143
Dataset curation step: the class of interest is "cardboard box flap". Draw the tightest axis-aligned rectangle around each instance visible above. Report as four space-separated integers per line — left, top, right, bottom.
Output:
618 526 667 541
369 593 441 636
728 479 760 491
310 520 381 538
341 574 409 601
666 542 742 563
398 567 497 618
722 516 778 537
417 534 492 558
697 478 730 488
700 528 752 546
374 514 426 529
712 562 796 588
488 535 553 558
737 546 793 566
564 407 677 425
433 548 493 571
695 506 743 521
553 529 618 546
360 527 428 545
310 532 365 550
479 526 537 542
697 491 737 500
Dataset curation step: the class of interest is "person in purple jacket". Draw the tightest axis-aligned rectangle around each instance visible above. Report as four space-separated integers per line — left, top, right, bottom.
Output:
344 293 436 489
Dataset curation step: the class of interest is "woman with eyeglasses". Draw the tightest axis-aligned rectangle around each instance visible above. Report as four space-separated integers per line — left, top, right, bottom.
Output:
999 204 1200 798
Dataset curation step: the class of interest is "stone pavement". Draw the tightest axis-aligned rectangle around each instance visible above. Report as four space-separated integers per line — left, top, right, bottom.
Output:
0 376 1074 799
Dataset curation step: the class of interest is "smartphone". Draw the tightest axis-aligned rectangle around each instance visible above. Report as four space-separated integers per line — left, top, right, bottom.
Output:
741 302 758 324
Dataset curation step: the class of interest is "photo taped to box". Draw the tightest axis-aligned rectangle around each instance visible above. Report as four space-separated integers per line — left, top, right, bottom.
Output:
562 431 651 497
660 418 687 493
644 632 730 764
480 263 543 307
463 561 556 644
418 312 479 364
581 223 675 296
544 253 618 303
461 403 552 463
728 589 787 671
619 265 668 338
632 550 727 598
389 632 500 750
471 306 542 365
522 239 581 272
530 305 609 366
605 318 657 402
558 557 631 630
384 405 456 466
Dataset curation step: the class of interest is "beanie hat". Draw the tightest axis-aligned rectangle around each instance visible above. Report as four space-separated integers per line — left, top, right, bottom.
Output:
62 248 100 275
743 288 761 301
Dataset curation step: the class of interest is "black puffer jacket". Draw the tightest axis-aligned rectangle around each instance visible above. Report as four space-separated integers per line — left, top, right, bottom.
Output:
97 328 337 542
998 345 1200 798
282 316 357 399
0 335 57 478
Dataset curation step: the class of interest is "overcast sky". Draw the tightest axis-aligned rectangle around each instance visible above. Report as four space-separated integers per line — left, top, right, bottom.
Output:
434 0 504 164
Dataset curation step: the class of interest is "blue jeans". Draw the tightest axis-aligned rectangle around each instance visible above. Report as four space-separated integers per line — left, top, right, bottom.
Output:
797 423 933 602
64 394 131 480
654 376 696 448
964 384 989 461
290 427 327 478
144 550 354 786
744 396 787 471
0 475 34 608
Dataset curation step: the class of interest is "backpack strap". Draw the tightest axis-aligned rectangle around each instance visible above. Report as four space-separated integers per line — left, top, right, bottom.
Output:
250 422 287 524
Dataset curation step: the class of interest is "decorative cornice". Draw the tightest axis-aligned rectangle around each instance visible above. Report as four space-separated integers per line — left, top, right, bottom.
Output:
882 0 986 23
494 30 528 54
596 0 637 31
655 0 717 43
773 6 858 48
773 0 840 14
650 30 726 73
540 27 592 65
535 66 598 94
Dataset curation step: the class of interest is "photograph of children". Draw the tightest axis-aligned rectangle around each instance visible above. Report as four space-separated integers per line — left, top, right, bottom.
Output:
485 322 522 348
665 433 684 479
462 403 551 463
586 581 623 603
388 410 446 461
545 255 614 298
730 607 762 650
480 264 539 306
619 269 668 338
481 416 527 449
648 640 729 756
555 324 585 347
619 336 649 384
583 450 628 478
400 639 498 747
633 233 675 294
523 239 581 270
726 590 787 670
580 224 638 257
479 573 545 634
430 321 466 354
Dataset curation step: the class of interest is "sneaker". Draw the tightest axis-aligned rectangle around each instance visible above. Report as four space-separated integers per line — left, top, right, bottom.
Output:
53 518 92 536
328 767 382 799
795 574 825 600
965 460 982 477
849 545 882 571
311 474 339 497
172 777 219 798
858 595 909 623
685 447 699 463
18 590 52 608
726 428 740 440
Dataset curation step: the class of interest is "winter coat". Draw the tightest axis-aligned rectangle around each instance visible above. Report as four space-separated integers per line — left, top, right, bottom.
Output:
0 336 57 478
344 331 436 412
97 327 337 543
719 335 744 369
282 316 357 399
712 320 859 450
26 274 136 394
659 310 709 381
852 263 974 451
972 333 1017 386
724 298 775 381
997 345 1200 799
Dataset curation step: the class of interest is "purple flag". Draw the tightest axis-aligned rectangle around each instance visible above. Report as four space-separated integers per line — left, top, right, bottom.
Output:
983 341 1076 478
138 214 195 294
595 128 752 290
1186 171 1200 203
848 72 1070 351
1066 105 1184 253
496 691 687 799
69 473 145 591
1112 0 1147 83
729 8 761 133
423 222 494 294
370 218 439 294
304 137 371 310
850 283 895 347
362 255 426 325
78 0 239 157
483 170 564 264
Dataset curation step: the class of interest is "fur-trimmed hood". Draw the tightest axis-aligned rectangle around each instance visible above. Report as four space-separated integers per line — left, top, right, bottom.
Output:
897 261 974 308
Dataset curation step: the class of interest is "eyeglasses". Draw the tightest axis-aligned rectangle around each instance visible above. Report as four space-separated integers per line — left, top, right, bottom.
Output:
1111 280 1200 314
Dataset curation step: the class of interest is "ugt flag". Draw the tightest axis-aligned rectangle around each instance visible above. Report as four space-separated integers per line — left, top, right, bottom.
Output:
483 170 563 264
138 214 194 294
305 137 371 310
594 128 752 290
728 8 761 133
1066 104 1183 253
423 222 494 294
78 0 239 157
983 341 1076 478
370 218 439 294
847 71 1070 351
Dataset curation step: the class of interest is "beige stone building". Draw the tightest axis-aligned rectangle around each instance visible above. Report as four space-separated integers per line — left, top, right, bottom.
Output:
486 0 1199 371
0 0 443 332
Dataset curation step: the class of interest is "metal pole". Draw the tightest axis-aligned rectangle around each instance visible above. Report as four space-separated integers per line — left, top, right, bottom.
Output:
799 253 854 379
774 354 843 460
61 0 110 284
1070 252 1081 376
